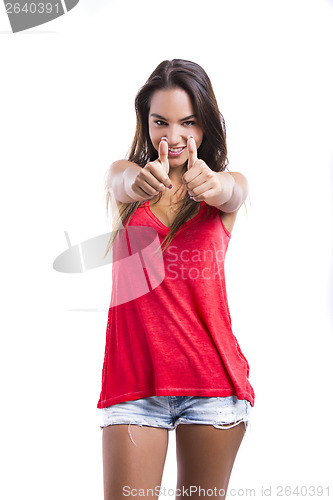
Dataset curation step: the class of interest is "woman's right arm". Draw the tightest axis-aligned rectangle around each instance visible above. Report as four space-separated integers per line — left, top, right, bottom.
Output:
106 160 145 203
106 142 172 203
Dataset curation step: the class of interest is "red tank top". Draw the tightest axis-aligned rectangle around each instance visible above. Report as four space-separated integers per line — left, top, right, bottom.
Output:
97 200 255 408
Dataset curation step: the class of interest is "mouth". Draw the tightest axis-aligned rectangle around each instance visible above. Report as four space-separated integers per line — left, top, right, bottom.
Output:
168 146 186 157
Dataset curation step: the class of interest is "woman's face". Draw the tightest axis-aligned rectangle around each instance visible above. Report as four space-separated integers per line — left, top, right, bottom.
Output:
148 87 204 169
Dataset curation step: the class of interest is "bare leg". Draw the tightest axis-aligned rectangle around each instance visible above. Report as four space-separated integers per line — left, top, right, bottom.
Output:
102 424 169 500
175 422 246 499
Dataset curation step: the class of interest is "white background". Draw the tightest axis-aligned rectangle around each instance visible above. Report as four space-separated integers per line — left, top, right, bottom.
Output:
1 0 332 498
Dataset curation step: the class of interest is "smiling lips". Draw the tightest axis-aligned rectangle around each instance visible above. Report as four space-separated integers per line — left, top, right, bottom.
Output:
168 146 186 157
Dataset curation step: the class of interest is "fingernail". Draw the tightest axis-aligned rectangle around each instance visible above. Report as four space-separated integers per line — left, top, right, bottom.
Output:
161 137 168 142
187 135 194 139
168 184 173 189
190 196 194 199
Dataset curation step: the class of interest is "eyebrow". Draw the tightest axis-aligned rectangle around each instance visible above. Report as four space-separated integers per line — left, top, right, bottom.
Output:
150 113 197 122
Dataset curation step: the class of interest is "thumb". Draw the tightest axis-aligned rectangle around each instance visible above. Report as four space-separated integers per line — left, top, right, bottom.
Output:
187 135 197 170
158 137 169 172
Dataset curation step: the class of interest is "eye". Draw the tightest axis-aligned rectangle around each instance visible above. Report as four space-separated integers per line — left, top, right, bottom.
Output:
183 121 196 126
154 120 167 126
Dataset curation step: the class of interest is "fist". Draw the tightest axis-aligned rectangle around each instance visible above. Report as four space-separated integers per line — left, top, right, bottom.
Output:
183 136 225 206
131 138 172 199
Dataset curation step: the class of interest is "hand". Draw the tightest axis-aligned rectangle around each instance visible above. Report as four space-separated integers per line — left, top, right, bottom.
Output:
182 136 231 207
131 138 173 200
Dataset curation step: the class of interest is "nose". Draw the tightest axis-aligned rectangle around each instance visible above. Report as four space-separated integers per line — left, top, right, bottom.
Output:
166 124 186 146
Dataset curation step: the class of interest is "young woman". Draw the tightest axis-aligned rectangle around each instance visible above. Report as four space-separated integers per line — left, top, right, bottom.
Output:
97 59 255 500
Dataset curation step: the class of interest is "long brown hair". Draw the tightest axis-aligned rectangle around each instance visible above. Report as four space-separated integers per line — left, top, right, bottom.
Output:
104 59 230 257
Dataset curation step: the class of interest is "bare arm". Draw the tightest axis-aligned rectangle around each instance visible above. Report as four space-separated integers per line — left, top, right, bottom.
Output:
106 160 145 203
214 171 249 213
106 141 173 203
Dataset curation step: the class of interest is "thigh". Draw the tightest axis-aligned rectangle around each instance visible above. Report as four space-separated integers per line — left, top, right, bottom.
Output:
102 424 169 500
175 422 246 499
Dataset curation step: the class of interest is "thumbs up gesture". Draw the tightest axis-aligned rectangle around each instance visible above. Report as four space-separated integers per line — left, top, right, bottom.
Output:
158 136 170 175
183 136 231 207
131 137 172 200
186 135 199 171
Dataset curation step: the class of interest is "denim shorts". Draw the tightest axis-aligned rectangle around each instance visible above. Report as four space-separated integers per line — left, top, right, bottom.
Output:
99 395 252 444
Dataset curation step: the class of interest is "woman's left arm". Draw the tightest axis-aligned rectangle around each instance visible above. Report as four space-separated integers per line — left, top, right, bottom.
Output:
213 172 249 213
184 137 249 212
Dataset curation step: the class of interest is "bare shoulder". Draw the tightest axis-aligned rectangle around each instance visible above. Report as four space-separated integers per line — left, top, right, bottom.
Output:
106 159 133 187
218 208 240 235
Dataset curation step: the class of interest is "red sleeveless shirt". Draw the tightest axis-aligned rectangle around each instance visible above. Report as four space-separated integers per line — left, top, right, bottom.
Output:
97 200 255 408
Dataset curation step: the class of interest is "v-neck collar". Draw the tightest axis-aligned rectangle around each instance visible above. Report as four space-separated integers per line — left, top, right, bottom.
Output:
144 200 206 231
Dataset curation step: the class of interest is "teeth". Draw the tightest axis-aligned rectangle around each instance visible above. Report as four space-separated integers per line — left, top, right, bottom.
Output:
169 147 185 152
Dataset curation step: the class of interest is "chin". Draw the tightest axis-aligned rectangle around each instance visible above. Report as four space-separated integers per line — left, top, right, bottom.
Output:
169 156 189 165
